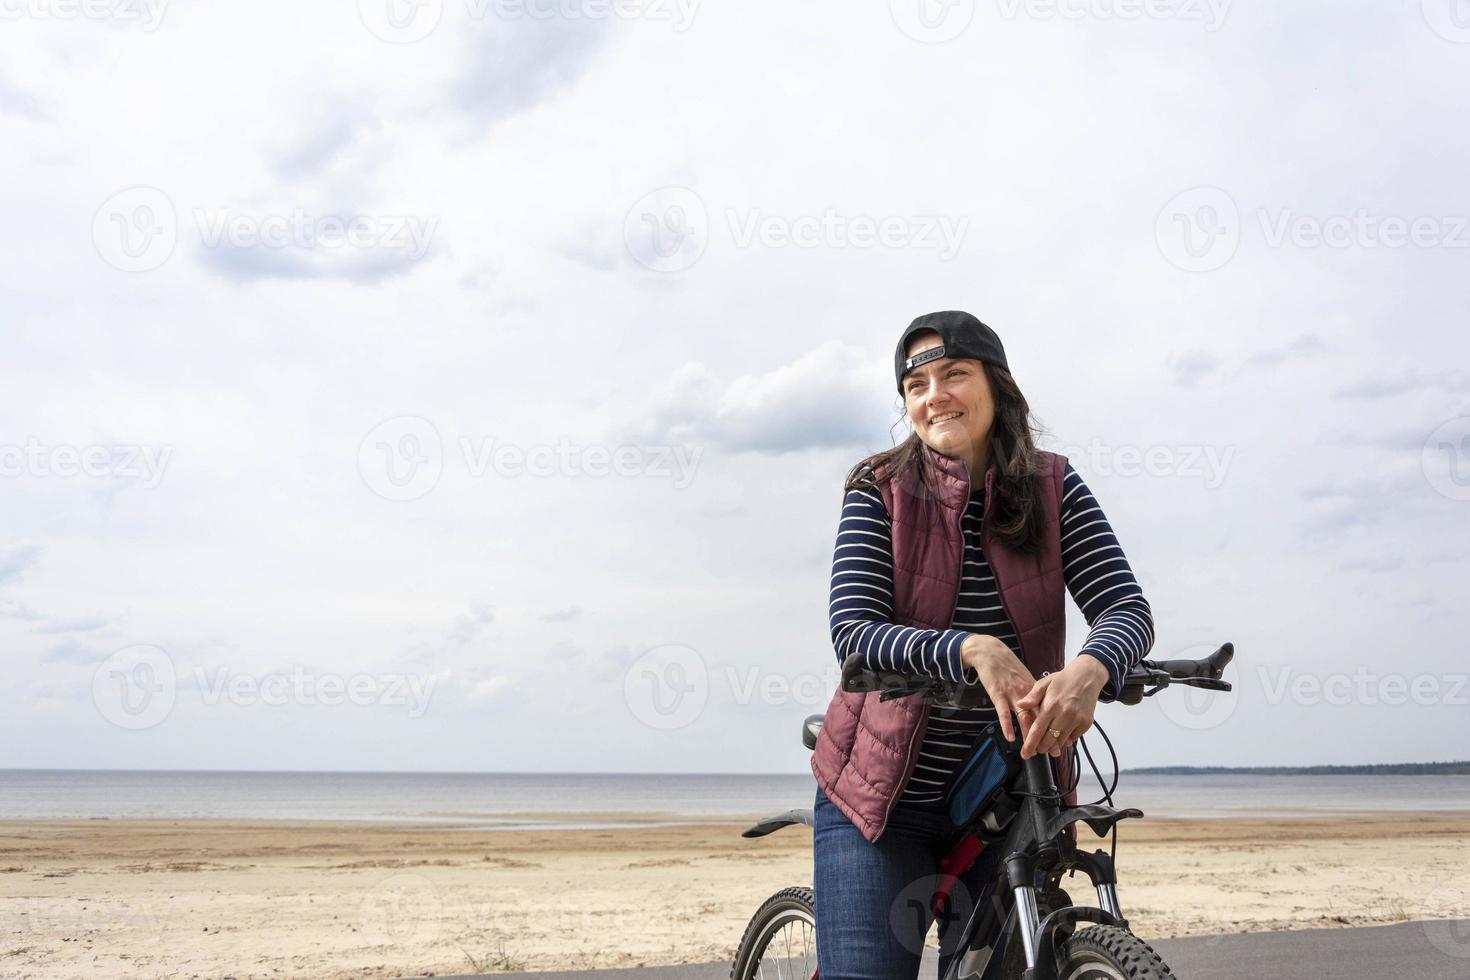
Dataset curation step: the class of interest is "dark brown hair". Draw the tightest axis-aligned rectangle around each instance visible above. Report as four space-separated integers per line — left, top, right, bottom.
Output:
843 363 1046 555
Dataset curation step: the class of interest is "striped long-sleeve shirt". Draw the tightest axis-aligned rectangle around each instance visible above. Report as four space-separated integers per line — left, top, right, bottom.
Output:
828 460 1155 803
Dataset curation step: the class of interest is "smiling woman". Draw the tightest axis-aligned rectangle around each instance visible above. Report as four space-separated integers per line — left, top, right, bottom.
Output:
809 310 1156 979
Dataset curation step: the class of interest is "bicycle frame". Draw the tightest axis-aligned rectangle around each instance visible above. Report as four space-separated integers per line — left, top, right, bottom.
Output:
739 645 1233 980
937 752 1141 980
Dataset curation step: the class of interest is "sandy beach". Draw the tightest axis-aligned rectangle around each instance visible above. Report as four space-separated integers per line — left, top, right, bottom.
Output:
4 811 1469 979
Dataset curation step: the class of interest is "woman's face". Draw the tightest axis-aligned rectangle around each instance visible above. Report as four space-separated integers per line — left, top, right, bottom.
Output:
901 331 995 463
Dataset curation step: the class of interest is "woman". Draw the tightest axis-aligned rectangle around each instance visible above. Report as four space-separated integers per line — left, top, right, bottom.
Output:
809 310 1155 978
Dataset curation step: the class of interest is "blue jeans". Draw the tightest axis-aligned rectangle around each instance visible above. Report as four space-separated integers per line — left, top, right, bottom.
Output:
813 785 1001 979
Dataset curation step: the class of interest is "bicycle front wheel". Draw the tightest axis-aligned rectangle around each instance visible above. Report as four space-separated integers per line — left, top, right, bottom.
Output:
1054 925 1176 980
730 885 815 980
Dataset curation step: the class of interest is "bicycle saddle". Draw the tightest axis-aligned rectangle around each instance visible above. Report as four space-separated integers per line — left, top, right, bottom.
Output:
801 714 823 750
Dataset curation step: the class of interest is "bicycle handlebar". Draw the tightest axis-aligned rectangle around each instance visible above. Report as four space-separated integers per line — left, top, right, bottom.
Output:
839 642 1234 708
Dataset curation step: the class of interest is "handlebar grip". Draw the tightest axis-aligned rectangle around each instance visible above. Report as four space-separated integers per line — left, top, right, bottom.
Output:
838 653 995 708
840 653 932 696
1147 642 1233 681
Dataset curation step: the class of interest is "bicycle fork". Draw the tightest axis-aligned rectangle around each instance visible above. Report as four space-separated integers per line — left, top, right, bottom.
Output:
1003 849 1129 980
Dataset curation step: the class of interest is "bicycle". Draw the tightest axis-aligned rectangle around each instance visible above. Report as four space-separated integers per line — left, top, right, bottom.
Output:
730 643 1236 980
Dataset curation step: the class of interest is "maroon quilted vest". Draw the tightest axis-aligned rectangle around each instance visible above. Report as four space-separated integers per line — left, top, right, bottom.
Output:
810 443 1074 843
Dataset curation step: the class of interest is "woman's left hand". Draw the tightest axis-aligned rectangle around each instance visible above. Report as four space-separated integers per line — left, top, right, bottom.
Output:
1014 657 1111 760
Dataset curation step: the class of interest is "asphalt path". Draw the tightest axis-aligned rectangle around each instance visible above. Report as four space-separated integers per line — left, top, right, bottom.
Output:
429 919 1470 979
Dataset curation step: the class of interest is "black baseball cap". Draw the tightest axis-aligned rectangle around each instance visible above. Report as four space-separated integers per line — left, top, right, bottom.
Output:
894 311 1009 393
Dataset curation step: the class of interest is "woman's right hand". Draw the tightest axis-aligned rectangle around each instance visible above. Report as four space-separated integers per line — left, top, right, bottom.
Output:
960 634 1037 746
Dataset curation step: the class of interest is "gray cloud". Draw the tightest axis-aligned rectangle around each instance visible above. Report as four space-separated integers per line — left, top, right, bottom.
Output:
1334 368 1468 400
618 343 896 455
446 602 495 646
271 101 382 182
0 74 46 121
271 101 382 181
42 640 110 665
540 606 582 622
1337 557 1404 574
1167 349 1220 385
0 546 41 586
32 613 110 635
197 238 431 284
450 17 612 128
1246 334 1327 366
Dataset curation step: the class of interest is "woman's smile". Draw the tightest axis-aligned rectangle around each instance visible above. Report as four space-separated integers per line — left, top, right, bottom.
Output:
901 330 997 477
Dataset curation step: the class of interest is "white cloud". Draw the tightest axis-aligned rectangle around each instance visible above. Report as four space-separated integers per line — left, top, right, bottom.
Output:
0 0 1466 774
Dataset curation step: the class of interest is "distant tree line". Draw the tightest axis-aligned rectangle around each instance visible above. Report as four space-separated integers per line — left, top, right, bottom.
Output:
1123 762 1470 775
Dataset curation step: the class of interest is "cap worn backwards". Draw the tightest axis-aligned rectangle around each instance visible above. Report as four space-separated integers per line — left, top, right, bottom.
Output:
894 311 1010 393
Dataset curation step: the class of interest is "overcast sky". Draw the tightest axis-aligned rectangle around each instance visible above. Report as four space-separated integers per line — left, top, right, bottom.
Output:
1 0 1467 774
